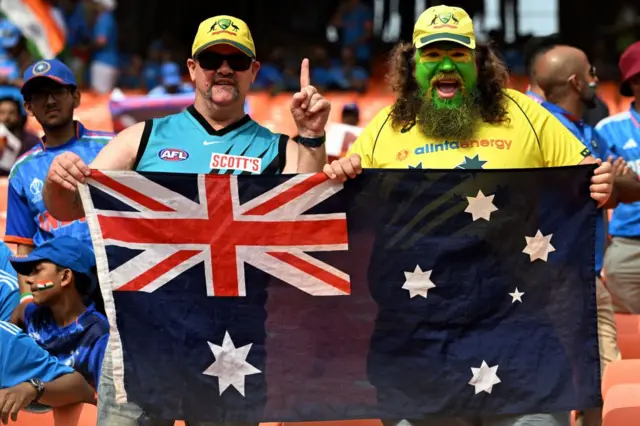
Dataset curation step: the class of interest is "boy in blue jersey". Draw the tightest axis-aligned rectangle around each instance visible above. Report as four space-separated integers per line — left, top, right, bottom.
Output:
596 41 640 315
0 241 19 322
4 58 112 307
42 14 334 426
9 236 109 389
0 320 96 423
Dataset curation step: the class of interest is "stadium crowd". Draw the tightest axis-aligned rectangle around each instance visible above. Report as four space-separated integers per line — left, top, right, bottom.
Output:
0 1 638 426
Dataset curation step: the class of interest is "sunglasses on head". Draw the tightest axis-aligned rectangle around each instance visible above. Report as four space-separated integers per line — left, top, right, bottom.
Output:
196 52 253 71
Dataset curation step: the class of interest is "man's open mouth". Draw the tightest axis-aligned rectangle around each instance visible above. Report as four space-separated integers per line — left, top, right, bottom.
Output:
434 80 462 99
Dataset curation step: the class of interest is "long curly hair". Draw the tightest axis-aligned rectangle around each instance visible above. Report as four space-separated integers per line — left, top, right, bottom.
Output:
387 42 510 131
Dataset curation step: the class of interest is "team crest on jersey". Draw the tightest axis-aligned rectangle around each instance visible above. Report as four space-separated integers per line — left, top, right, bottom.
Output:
210 153 262 173
158 148 189 162
29 178 43 202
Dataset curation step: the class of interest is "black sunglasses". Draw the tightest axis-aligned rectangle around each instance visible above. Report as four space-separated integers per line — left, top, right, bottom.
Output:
196 52 253 72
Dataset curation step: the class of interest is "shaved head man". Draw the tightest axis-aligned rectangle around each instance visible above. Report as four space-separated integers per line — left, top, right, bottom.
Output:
538 44 623 426
537 45 599 114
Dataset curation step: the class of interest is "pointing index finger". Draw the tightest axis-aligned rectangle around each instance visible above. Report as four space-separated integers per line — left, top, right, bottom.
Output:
300 58 310 88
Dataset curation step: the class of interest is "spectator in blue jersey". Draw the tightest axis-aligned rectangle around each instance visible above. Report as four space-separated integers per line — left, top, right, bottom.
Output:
4 58 112 314
0 242 19 322
9 236 108 389
330 0 373 69
596 41 640 315
148 62 195 97
0 20 23 88
42 14 332 426
87 0 119 94
0 320 96 423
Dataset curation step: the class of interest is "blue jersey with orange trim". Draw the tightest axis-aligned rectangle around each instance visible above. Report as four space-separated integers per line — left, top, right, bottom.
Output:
134 105 288 174
5 122 113 248
596 104 640 238
24 303 109 387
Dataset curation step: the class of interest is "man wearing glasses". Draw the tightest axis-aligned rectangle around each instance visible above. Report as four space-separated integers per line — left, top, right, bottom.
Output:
41 15 332 426
4 59 113 306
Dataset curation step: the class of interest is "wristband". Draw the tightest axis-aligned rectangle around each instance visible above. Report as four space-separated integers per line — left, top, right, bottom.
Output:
20 292 33 304
296 134 326 148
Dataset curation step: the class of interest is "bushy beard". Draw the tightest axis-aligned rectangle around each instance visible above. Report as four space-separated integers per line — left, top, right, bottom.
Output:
417 90 482 140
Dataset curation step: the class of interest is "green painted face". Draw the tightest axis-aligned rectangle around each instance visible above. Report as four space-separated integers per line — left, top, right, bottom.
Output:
415 44 477 108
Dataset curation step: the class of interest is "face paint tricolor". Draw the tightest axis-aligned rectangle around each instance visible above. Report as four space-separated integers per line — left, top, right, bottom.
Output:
35 281 55 292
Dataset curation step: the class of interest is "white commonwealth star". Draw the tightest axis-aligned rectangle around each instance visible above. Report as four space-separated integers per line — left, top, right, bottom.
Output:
522 230 555 262
469 361 501 394
203 331 262 396
464 190 498 221
402 265 436 298
509 288 524 303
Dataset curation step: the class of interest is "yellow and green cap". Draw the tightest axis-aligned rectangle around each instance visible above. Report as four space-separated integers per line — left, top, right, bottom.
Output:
413 5 476 50
192 15 256 58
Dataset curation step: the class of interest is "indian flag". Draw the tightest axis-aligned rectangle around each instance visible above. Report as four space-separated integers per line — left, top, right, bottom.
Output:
0 0 66 59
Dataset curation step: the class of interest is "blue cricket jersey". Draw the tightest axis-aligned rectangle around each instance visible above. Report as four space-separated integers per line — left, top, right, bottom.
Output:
5 122 113 249
134 105 288 174
542 101 612 273
0 242 19 322
596 103 640 238
24 303 109 387
0 320 74 388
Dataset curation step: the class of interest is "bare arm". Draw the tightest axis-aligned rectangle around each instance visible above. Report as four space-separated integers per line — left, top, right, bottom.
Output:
282 137 327 174
0 372 95 423
38 372 96 407
43 122 144 222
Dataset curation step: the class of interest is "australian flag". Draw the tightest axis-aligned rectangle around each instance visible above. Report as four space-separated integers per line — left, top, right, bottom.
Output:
79 166 601 423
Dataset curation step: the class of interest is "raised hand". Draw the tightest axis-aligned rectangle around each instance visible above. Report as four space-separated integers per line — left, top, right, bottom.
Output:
290 58 331 138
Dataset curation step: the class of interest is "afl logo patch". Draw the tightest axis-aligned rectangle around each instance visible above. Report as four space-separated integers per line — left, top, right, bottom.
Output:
32 61 51 75
158 148 189 161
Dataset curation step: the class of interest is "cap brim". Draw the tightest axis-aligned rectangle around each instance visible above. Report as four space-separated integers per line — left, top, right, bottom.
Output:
10 254 46 276
415 33 475 49
20 76 73 95
193 40 255 58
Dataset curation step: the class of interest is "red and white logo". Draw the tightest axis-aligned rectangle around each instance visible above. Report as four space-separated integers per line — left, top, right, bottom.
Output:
158 149 189 162
210 153 262 173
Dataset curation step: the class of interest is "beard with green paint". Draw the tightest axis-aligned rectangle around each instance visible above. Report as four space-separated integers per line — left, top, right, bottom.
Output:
388 42 510 140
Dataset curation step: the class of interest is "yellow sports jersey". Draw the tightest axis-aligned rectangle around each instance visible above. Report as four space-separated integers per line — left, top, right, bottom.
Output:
348 89 590 169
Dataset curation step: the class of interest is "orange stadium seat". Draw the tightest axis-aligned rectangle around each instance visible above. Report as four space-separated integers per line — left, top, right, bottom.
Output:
613 314 640 359
614 314 640 334
602 384 640 426
602 360 640 400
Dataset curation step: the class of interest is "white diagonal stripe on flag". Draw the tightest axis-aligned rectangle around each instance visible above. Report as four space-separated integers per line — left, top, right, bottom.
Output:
91 172 207 218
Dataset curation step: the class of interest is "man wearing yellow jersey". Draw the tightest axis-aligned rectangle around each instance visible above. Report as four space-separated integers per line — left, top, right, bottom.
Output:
324 5 614 426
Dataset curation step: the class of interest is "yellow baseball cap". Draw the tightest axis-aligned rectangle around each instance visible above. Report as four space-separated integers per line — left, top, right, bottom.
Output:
192 15 256 58
413 5 476 50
